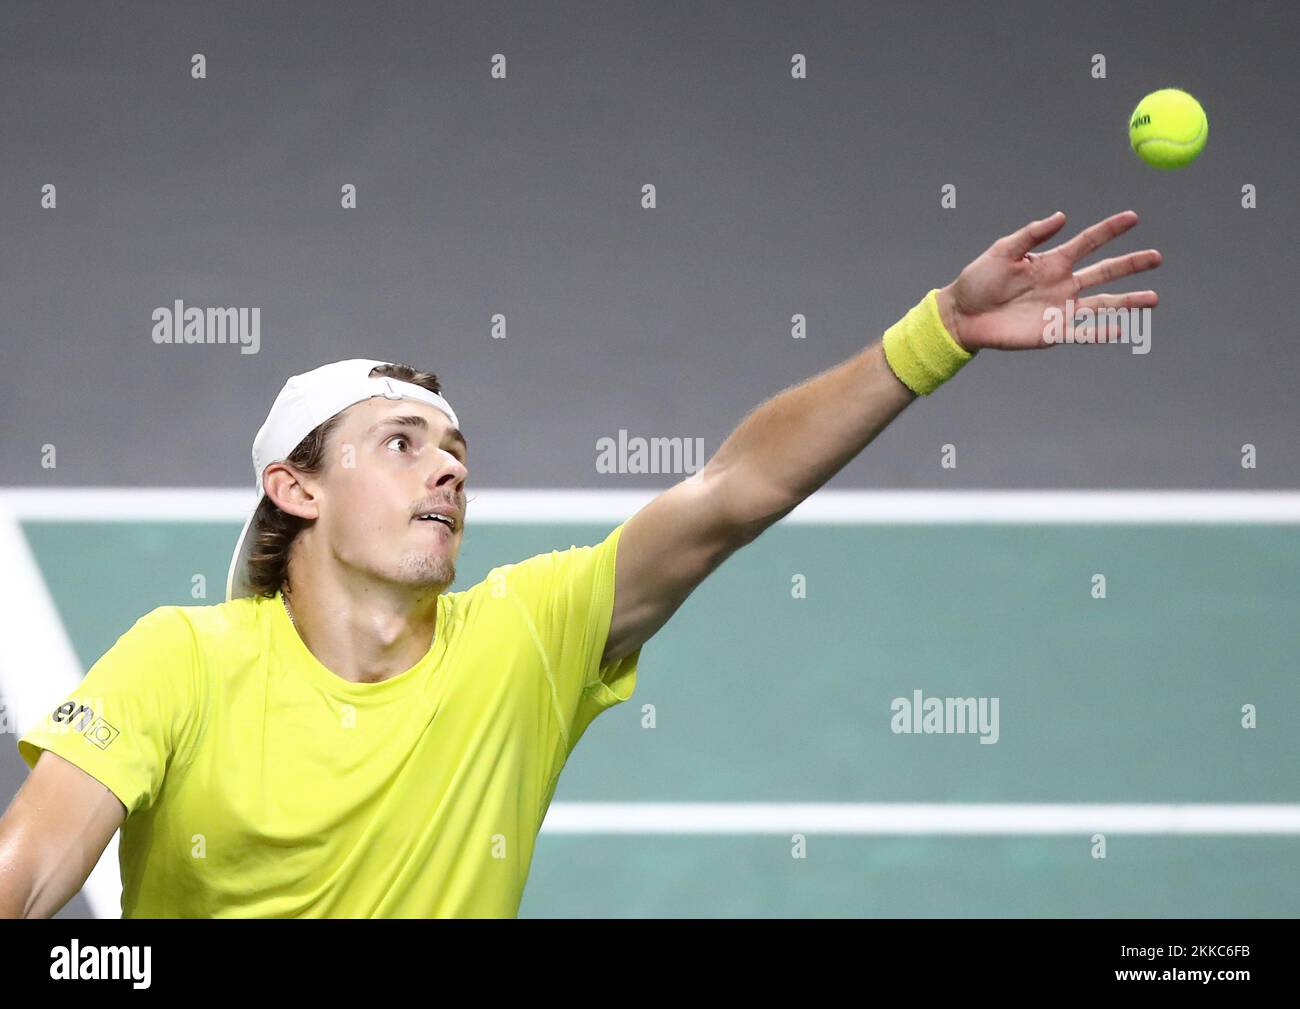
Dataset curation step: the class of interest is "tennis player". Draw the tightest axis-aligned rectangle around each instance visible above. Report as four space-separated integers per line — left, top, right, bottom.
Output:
0 210 1159 917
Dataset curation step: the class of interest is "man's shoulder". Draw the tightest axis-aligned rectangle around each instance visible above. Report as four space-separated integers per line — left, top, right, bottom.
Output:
451 527 624 614
133 594 267 652
458 547 566 602
442 554 554 627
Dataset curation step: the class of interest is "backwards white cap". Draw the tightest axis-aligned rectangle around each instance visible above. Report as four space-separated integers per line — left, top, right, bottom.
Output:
225 358 460 601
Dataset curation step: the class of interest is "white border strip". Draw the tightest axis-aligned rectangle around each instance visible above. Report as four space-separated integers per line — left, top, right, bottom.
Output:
4 488 1300 524
542 802 1300 835
0 509 121 919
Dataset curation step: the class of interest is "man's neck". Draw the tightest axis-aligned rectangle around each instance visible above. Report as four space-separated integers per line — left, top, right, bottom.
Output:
281 575 441 685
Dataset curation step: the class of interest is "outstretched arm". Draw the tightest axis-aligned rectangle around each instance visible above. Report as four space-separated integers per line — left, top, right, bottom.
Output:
602 210 1162 665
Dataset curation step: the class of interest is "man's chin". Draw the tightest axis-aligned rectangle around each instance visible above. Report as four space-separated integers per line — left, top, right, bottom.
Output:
394 554 457 591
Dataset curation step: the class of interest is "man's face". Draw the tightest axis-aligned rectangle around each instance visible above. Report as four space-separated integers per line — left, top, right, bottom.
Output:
310 397 469 592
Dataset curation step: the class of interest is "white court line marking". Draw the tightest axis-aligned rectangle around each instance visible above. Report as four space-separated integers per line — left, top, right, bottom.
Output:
3 488 1300 523
542 803 1300 835
0 509 120 919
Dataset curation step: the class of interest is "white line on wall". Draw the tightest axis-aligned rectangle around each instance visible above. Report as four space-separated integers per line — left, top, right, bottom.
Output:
541 802 1300 835
3 488 1300 524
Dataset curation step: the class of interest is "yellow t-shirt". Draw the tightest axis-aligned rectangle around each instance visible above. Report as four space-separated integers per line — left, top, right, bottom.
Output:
17 523 640 918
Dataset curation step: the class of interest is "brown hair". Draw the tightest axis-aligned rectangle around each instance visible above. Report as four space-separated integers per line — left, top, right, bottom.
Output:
243 362 445 598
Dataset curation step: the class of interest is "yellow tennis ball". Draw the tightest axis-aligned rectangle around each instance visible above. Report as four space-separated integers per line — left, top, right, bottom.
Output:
1129 88 1208 169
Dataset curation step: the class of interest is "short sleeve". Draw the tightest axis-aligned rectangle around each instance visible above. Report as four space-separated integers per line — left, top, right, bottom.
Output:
504 523 640 758
17 605 202 817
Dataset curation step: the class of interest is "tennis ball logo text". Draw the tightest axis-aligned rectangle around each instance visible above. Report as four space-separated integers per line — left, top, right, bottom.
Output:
890 690 1000 744
151 301 261 354
1042 299 1151 354
596 429 706 475
50 941 151 989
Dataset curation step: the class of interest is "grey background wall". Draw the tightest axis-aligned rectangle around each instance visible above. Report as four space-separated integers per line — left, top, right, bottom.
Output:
1 0 1296 491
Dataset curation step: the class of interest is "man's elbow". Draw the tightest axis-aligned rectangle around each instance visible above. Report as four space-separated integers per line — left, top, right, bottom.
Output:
702 460 790 548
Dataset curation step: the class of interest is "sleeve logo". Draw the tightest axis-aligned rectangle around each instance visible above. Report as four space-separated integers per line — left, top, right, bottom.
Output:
83 717 121 750
51 701 121 750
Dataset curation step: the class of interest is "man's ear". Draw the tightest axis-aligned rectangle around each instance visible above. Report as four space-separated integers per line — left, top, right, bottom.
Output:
263 462 320 521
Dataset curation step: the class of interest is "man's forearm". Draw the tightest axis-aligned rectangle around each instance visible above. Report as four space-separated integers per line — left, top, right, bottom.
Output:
706 330 923 542
697 207 1161 542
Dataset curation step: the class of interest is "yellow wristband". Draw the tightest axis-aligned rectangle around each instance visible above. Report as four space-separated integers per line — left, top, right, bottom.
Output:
881 288 974 396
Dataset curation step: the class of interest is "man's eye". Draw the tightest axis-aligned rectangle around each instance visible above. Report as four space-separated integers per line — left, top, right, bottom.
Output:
386 435 410 453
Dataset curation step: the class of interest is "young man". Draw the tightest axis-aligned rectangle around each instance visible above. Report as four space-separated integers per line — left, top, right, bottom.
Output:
0 210 1160 918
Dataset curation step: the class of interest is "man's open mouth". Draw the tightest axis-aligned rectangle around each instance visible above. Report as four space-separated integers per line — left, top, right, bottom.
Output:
414 513 457 532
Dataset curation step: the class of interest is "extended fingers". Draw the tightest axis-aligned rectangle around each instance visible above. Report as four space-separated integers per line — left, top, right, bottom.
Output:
1069 290 1159 343
1074 290 1159 313
1074 248 1163 290
1050 210 1139 264
997 211 1068 259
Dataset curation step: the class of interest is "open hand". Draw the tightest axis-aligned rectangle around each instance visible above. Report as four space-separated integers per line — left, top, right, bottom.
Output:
937 210 1162 352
